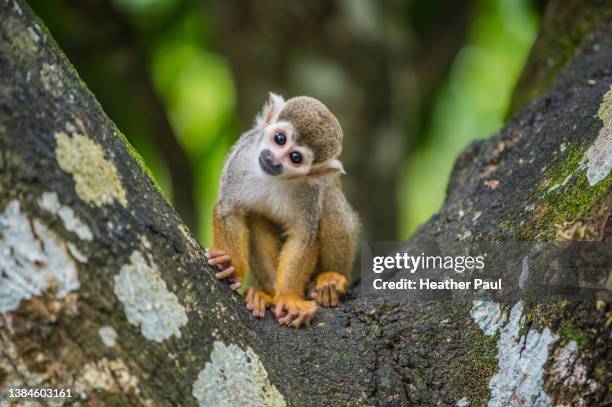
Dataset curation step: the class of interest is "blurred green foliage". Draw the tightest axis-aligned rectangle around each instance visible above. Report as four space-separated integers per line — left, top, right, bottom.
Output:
400 0 537 237
149 18 235 243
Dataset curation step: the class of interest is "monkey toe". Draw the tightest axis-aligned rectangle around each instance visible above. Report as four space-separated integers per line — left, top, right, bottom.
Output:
290 312 308 328
278 311 299 326
273 295 317 328
315 272 348 292
245 288 272 319
312 272 348 307
229 278 242 291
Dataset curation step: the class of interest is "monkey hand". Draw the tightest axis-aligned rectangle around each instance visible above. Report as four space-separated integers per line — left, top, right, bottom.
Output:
204 248 242 291
273 294 317 328
245 287 273 319
308 272 348 307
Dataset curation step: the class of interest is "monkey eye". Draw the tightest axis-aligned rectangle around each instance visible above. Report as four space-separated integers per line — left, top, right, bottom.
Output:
289 151 302 164
274 132 286 145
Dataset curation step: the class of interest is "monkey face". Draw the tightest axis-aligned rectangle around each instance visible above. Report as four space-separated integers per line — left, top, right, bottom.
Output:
255 92 347 180
258 122 314 179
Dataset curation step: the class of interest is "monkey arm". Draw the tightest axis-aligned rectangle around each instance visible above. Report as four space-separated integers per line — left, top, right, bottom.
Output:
272 227 319 327
273 228 318 298
247 214 281 295
212 203 250 284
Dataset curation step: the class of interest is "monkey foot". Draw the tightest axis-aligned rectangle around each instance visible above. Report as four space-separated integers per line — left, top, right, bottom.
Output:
245 287 273 319
273 294 317 328
204 248 242 290
309 272 348 307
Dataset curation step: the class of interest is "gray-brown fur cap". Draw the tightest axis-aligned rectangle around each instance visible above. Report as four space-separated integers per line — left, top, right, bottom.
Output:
277 96 343 163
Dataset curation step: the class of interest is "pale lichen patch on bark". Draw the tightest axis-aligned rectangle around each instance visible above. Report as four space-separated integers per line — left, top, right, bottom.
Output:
470 301 505 337
192 341 286 407
585 86 612 186
40 63 64 98
139 235 152 249
98 325 118 348
518 256 529 289
487 302 556 406
67 242 88 263
456 396 469 407
597 86 612 128
113 251 188 342
38 191 93 241
0 200 79 313
0 14 39 62
55 131 127 207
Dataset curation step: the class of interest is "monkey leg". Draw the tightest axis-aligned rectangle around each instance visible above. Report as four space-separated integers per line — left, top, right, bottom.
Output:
311 186 359 307
211 203 250 291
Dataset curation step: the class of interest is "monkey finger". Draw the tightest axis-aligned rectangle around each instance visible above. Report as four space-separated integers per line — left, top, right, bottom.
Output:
245 288 254 310
229 279 242 291
251 303 261 318
205 250 225 260
258 298 266 318
290 313 308 328
250 293 261 316
214 267 235 280
278 311 298 326
273 303 287 319
208 254 231 266
276 306 296 323
330 288 339 307
320 287 330 307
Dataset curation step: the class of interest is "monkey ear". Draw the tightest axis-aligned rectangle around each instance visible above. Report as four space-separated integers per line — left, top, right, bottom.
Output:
256 92 286 128
308 159 346 177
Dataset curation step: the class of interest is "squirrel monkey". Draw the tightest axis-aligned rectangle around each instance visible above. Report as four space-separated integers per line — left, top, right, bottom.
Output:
205 93 359 328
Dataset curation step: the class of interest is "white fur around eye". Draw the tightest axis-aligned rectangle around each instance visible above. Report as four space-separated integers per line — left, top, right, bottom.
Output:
266 122 294 144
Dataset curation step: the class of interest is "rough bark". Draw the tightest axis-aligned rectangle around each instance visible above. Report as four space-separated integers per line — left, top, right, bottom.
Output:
0 1 610 407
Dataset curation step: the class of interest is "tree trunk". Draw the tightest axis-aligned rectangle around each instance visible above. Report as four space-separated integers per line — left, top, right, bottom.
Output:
0 1 610 406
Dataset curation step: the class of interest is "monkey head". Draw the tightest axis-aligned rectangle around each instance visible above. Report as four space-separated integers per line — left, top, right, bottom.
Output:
254 92 345 179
